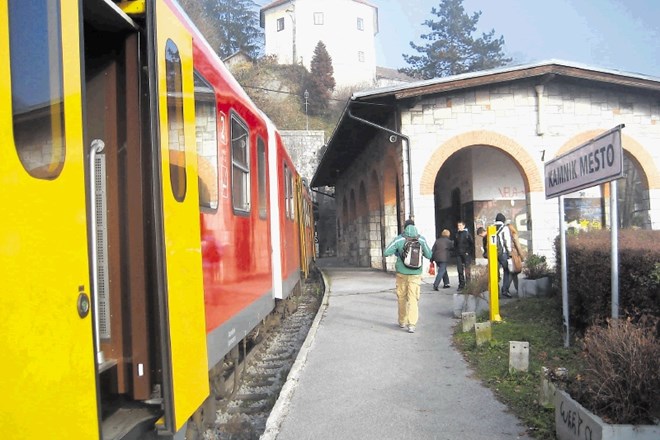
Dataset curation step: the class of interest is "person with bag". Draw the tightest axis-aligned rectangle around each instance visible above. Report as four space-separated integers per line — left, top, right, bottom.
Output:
506 219 525 294
454 220 474 290
495 213 513 298
383 222 432 333
430 229 453 290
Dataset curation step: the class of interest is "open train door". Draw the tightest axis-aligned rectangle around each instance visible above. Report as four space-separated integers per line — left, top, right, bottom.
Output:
0 1 100 437
145 0 209 434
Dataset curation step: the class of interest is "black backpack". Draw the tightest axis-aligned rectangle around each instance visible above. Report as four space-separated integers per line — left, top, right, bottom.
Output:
402 236 423 269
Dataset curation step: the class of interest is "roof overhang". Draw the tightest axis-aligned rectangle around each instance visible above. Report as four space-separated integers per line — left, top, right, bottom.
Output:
311 60 660 188
311 97 397 188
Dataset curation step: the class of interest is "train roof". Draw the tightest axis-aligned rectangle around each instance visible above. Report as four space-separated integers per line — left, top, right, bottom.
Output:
168 0 269 128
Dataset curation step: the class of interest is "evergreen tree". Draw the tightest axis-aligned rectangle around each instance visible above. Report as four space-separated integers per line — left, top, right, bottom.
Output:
180 0 263 59
306 41 336 116
400 0 511 79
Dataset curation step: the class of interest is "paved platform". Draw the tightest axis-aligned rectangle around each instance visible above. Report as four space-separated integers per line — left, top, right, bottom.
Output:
262 259 532 440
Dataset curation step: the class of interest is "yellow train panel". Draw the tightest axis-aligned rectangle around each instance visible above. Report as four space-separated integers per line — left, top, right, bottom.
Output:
154 0 209 431
0 1 99 438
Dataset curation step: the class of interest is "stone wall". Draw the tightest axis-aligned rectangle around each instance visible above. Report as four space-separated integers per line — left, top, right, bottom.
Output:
333 76 660 270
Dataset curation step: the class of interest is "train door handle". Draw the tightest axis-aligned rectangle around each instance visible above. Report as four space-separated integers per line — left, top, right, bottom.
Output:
77 288 90 318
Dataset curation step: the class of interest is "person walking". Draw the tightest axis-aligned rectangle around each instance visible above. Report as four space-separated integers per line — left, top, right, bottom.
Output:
495 213 513 298
431 229 453 290
506 219 525 294
454 220 474 290
383 222 432 333
476 227 488 258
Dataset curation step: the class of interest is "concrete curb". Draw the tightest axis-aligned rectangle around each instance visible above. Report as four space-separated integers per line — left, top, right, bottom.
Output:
260 267 331 440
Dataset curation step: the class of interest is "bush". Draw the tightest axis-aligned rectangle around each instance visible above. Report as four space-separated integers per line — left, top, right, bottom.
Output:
554 230 660 333
571 317 660 424
463 265 489 297
522 253 549 279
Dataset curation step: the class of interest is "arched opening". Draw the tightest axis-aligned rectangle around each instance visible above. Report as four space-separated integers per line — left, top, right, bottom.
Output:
349 189 358 264
434 146 530 257
338 196 348 260
619 153 651 229
382 154 400 271
368 170 385 270
563 152 651 231
358 181 369 267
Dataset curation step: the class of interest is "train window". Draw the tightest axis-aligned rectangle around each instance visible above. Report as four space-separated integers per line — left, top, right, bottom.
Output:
289 172 295 220
193 72 218 210
231 114 250 213
9 0 65 179
257 138 267 219
165 39 187 202
283 164 290 219
283 164 294 220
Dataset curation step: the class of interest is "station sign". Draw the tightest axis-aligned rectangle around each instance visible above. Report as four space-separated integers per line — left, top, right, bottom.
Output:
545 125 624 199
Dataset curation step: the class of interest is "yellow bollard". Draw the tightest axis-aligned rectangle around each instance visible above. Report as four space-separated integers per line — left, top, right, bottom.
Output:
487 225 503 322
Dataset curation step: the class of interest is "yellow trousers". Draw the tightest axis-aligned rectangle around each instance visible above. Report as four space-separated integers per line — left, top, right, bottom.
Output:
396 273 421 326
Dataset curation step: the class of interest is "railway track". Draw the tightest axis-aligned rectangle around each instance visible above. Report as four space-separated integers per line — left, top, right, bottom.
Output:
204 269 324 440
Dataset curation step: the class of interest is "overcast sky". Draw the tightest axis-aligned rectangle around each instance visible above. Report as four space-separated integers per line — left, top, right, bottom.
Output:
374 0 660 77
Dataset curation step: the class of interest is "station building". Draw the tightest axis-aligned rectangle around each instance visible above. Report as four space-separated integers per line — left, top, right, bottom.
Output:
310 60 660 271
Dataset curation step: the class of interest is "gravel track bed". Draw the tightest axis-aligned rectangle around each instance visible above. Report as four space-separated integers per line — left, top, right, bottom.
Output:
204 271 323 440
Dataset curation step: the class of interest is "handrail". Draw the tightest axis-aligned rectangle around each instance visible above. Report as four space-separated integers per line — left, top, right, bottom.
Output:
89 139 105 365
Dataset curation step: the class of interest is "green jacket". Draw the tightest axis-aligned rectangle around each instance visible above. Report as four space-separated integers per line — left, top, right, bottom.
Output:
383 224 432 275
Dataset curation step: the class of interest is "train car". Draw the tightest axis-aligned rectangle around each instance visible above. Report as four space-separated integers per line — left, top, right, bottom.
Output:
0 1 315 439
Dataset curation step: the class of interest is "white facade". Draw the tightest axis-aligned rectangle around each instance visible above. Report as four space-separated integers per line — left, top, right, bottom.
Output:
313 62 660 270
260 0 378 88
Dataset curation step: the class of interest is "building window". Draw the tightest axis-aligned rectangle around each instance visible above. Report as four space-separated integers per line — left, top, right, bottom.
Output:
357 17 364 31
165 39 186 202
358 51 365 62
277 17 284 31
314 12 324 25
231 114 250 213
9 0 65 180
193 72 218 210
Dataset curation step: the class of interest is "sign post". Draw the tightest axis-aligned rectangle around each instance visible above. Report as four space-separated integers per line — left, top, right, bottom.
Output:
544 124 624 347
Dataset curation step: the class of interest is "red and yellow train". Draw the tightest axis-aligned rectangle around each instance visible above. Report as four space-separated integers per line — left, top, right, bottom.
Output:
0 0 315 438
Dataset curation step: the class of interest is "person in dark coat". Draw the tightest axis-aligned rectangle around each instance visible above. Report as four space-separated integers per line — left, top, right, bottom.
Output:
454 220 474 290
495 213 513 298
431 229 453 290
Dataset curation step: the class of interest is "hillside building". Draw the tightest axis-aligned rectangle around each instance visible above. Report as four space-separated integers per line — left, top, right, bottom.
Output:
260 0 379 88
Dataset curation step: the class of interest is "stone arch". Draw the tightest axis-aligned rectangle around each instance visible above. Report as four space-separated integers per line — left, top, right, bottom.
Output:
420 130 544 196
368 170 381 212
369 169 386 270
349 189 357 221
382 152 400 271
356 180 369 218
341 196 348 226
557 131 660 189
357 181 369 266
348 189 358 264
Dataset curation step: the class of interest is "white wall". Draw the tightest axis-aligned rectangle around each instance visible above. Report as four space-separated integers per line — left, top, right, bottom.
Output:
263 0 378 87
